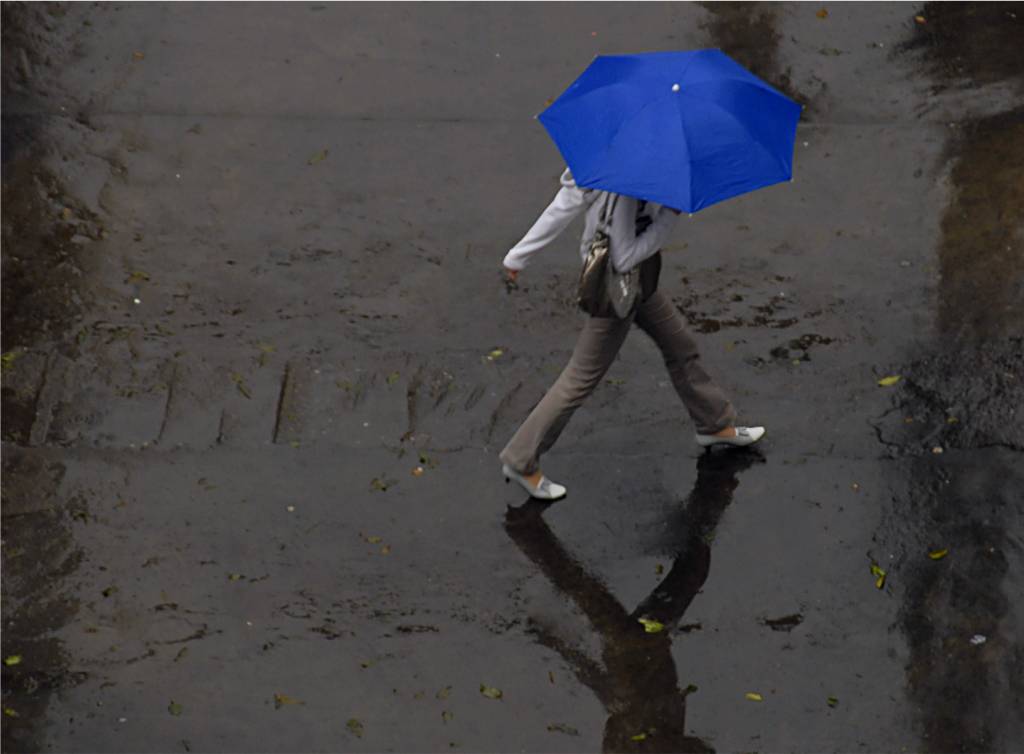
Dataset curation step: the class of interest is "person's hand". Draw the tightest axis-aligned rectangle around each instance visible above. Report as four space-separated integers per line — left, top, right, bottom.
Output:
503 266 519 292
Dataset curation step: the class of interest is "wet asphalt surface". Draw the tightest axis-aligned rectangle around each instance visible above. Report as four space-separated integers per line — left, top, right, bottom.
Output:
2 2 1023 752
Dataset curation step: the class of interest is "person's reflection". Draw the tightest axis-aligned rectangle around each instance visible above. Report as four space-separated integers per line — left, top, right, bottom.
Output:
504 450 763 753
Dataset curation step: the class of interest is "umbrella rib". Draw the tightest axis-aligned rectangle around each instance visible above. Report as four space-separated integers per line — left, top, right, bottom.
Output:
684 83 793 177
596 91 677 192
674 94 694 212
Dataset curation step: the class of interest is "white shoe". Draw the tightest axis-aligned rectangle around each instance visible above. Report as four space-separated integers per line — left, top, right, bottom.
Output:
502 464 567 501
695 426 766 448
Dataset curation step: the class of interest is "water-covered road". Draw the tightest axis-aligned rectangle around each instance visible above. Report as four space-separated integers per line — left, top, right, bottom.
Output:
3 3 1022 752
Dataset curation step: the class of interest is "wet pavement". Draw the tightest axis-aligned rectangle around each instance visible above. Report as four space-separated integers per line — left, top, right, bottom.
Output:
2 2 1022 752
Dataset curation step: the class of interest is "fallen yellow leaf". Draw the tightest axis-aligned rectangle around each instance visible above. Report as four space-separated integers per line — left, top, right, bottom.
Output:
0 351 21 372
878 375 901 387
745 692 764 702
928 549 949 560
871 563 887 589
637 618 665 633
480 684 503 700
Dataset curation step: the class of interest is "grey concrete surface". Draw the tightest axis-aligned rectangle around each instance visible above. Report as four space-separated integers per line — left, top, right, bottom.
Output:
2 2 1022 753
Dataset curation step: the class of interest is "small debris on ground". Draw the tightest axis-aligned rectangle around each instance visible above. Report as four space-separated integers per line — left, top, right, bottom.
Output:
346 718 364 737
870 563 887 589
480 684 503 700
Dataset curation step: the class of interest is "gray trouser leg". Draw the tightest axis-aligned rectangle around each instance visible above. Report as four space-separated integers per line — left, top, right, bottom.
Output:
634 290 736 436
500 314 633 475
499 292 736 475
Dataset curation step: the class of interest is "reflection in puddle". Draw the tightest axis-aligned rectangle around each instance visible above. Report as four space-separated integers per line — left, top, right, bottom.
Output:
505 450 763 753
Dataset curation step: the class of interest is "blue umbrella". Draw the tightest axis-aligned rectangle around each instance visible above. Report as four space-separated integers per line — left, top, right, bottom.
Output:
538 49 802 213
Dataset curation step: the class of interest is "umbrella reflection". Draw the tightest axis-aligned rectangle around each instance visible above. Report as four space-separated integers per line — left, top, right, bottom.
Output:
504 450 764 753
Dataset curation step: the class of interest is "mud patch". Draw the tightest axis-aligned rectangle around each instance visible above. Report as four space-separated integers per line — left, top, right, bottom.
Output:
899 2 1024 91
873 341 1023 752
876 9 1024 748
2 1 98 353
1 158 102 351
766 333 834 363
935 109 1024 341
1 451 83 753
672 273 830 335
878 444 1024 754
873 338 1023 455
698 2 813 114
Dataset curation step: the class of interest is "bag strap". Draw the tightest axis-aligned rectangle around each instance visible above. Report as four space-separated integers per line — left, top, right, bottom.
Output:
597 192 618 233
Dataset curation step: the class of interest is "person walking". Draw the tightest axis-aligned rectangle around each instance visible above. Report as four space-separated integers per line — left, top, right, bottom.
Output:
499 168 765 501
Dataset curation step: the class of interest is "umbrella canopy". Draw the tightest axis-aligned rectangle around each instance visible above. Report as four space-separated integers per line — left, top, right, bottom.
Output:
538 49 802 213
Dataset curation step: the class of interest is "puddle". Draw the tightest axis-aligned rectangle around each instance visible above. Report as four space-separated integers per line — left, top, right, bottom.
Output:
505 450 764 752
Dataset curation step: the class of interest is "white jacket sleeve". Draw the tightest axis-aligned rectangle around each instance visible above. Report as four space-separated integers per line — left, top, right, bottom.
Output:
502 181 589 271
609 198 678 272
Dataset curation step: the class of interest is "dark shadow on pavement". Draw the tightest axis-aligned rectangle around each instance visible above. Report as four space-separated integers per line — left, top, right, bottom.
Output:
504 449 764 753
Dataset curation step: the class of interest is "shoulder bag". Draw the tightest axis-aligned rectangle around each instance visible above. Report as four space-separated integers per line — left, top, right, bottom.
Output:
577 194 640 318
